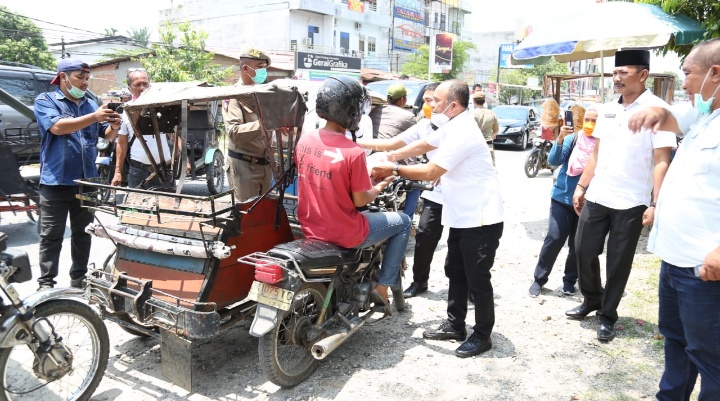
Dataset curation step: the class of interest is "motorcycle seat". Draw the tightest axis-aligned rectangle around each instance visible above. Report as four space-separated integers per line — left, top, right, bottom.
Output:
269 239 362 269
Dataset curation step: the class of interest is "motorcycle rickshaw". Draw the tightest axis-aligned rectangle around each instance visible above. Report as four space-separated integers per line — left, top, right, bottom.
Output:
75 82 307 391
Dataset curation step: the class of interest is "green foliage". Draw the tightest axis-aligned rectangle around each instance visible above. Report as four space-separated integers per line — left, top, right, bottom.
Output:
104 27 118 37
400 41 476 80
127 27 151 47
0 6 55 70
635 0 719 58
490 59 569 105
134 22 232 85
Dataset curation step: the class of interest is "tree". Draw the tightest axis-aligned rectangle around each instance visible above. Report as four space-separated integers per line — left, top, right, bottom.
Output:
104 27 118 37
134 22 232 85
127 27 151 47
490 59 569 105
635 0 719 58
400 41 476 80
0 6 55 70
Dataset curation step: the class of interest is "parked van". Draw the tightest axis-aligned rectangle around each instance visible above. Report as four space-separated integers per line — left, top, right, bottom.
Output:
0 62 101 165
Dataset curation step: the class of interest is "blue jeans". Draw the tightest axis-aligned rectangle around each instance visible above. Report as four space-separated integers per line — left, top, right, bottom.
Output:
354 212 411 286
402 189 421 218
657 261 720 401
128 165 174 190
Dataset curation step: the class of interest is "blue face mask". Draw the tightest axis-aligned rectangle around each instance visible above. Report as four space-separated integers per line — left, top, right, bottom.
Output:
64 75 86 99
246 65 267 84
694 68 720 116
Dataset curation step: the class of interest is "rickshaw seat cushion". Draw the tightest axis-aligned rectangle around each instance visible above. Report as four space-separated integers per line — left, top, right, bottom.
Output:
269 239 362 269
0 143 34 196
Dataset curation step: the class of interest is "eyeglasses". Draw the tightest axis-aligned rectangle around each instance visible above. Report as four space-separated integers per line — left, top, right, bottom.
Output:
127 68 146 73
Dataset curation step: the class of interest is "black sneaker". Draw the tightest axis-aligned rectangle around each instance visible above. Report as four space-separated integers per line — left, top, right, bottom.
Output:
423 321 467 341
70 277 85 289
455 333 492 358
37 283 53 291
562 284 577 296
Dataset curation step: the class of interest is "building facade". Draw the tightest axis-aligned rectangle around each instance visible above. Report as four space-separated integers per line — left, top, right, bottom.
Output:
159 0 471 75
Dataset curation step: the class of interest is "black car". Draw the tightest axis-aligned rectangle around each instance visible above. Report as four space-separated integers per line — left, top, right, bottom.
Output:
492 105 539 149
365 79 430 117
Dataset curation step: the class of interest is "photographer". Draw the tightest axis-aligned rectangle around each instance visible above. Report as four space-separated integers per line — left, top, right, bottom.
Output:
112 68 184 189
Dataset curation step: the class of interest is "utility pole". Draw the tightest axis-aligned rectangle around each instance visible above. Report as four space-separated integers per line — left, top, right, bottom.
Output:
61 37 66 59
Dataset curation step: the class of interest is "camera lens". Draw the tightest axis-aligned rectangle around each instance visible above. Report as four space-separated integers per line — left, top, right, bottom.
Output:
116 106 124 114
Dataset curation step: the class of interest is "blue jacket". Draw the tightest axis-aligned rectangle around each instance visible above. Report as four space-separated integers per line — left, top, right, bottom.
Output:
34 89 103 186
548 134 578 206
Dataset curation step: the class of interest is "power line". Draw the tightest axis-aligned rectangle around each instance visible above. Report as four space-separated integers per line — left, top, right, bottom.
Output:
0 8 106 37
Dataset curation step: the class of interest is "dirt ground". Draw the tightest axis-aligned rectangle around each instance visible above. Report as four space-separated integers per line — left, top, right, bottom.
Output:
5 148 672 401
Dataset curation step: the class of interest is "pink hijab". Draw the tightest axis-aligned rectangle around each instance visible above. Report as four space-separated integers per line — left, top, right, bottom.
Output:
567 107 598 177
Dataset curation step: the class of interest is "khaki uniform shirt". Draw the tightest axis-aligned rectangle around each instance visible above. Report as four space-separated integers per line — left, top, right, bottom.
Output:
471 107 499 142
222 82 268 158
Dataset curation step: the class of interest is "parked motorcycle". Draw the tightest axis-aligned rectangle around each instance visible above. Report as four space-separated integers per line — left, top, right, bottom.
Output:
238 178 432 388
0 232 109 401
95 135 118 202
525 137 556 178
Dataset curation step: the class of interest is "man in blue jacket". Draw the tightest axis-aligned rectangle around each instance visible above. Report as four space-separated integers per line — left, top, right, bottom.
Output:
33 59 120 290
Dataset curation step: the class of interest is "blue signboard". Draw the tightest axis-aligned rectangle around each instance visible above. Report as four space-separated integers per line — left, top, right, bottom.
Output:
499 43 532 69
394 6 425 24
393 38 421 52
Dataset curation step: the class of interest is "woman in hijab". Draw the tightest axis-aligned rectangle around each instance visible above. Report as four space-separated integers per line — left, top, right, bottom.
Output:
528 104 600 297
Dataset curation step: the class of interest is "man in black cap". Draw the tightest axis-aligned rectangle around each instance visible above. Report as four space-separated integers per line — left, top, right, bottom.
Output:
222 46 276 201
565 49 677 342
33 58 121 290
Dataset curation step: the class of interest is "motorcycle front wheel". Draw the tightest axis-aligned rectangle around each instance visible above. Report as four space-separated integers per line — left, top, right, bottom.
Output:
258 282 327 388
0 300 110 401
525 150 540 178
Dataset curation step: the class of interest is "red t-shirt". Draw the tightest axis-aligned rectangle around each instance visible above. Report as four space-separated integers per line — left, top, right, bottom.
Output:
296 129 372 248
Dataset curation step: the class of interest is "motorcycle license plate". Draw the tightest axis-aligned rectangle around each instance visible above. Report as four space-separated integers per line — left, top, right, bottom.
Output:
248 281 294 311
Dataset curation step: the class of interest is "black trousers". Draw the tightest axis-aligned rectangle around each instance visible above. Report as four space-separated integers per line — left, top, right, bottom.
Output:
411 200 444 284
575 201 645 324
445 222 503 340
38 185 94 286
533 199 601 287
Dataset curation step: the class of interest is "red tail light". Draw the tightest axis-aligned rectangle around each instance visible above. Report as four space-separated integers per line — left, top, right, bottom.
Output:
255 262 285 284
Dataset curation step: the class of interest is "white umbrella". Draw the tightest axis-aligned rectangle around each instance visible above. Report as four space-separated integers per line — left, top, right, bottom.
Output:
511 2 704 100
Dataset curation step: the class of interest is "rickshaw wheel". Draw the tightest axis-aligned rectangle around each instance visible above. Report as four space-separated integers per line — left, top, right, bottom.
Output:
206 152 225 194
258 282 326 388
103 250 160 338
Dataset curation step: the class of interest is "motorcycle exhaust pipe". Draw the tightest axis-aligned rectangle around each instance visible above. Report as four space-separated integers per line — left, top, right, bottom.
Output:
311 317 365 360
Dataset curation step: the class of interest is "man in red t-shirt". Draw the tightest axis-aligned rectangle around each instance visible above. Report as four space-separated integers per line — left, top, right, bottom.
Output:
295 76 411 310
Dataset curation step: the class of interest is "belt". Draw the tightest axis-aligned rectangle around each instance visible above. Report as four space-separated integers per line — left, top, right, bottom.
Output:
228 149 270 165
129 159 171 172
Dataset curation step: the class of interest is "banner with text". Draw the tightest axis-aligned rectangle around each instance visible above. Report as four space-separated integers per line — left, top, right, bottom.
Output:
296 51 362 81
431 33 454 74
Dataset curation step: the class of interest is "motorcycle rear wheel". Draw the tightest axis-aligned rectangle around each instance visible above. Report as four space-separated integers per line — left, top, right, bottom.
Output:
525 151 540 178
258 282 327 388
0 300 109 401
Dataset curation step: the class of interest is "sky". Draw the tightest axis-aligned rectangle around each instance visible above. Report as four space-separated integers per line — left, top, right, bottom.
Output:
1 0 684 76
0 0 170 43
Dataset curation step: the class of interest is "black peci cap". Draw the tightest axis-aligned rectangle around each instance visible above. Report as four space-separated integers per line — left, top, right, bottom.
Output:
614 49 650 68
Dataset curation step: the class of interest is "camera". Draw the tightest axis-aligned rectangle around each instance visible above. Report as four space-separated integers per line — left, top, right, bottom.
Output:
107 102 124 114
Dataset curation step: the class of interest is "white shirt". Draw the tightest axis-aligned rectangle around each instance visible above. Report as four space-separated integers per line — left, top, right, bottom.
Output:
398 119 443 205
648 109 720 267
119 111 172 164
586 90 677 209
427 111 503 228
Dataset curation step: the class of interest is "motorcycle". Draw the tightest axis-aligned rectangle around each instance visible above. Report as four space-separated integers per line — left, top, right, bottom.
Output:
0 232 109 401
95 135 120 202
238 178 433 388
525 137 556 178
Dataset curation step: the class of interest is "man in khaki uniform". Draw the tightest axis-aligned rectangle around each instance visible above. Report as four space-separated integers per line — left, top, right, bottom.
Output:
470 91 498 165
222 47 272 201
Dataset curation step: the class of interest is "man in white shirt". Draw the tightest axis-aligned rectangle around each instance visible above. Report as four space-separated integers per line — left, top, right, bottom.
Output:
371 79 503 358
568 50 676 342
357 83 443 298
627 38 720 401
112 68 176 190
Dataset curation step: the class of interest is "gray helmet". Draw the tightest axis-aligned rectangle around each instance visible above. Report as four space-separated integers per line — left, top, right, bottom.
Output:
316 76 369 131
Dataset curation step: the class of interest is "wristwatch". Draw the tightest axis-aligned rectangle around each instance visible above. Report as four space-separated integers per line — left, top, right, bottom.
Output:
391 164 400 176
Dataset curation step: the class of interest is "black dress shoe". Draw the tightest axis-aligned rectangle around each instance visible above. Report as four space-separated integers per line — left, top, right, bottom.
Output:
403 282 428 298
565 303 599 319
455 333 492 358
423 321 467 341
597 322 616 342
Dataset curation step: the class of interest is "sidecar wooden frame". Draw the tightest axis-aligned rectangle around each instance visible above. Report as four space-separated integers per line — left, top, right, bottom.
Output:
76 82 307 391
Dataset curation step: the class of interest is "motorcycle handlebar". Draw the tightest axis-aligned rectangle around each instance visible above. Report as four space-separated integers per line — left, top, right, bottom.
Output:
403 180 434 191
